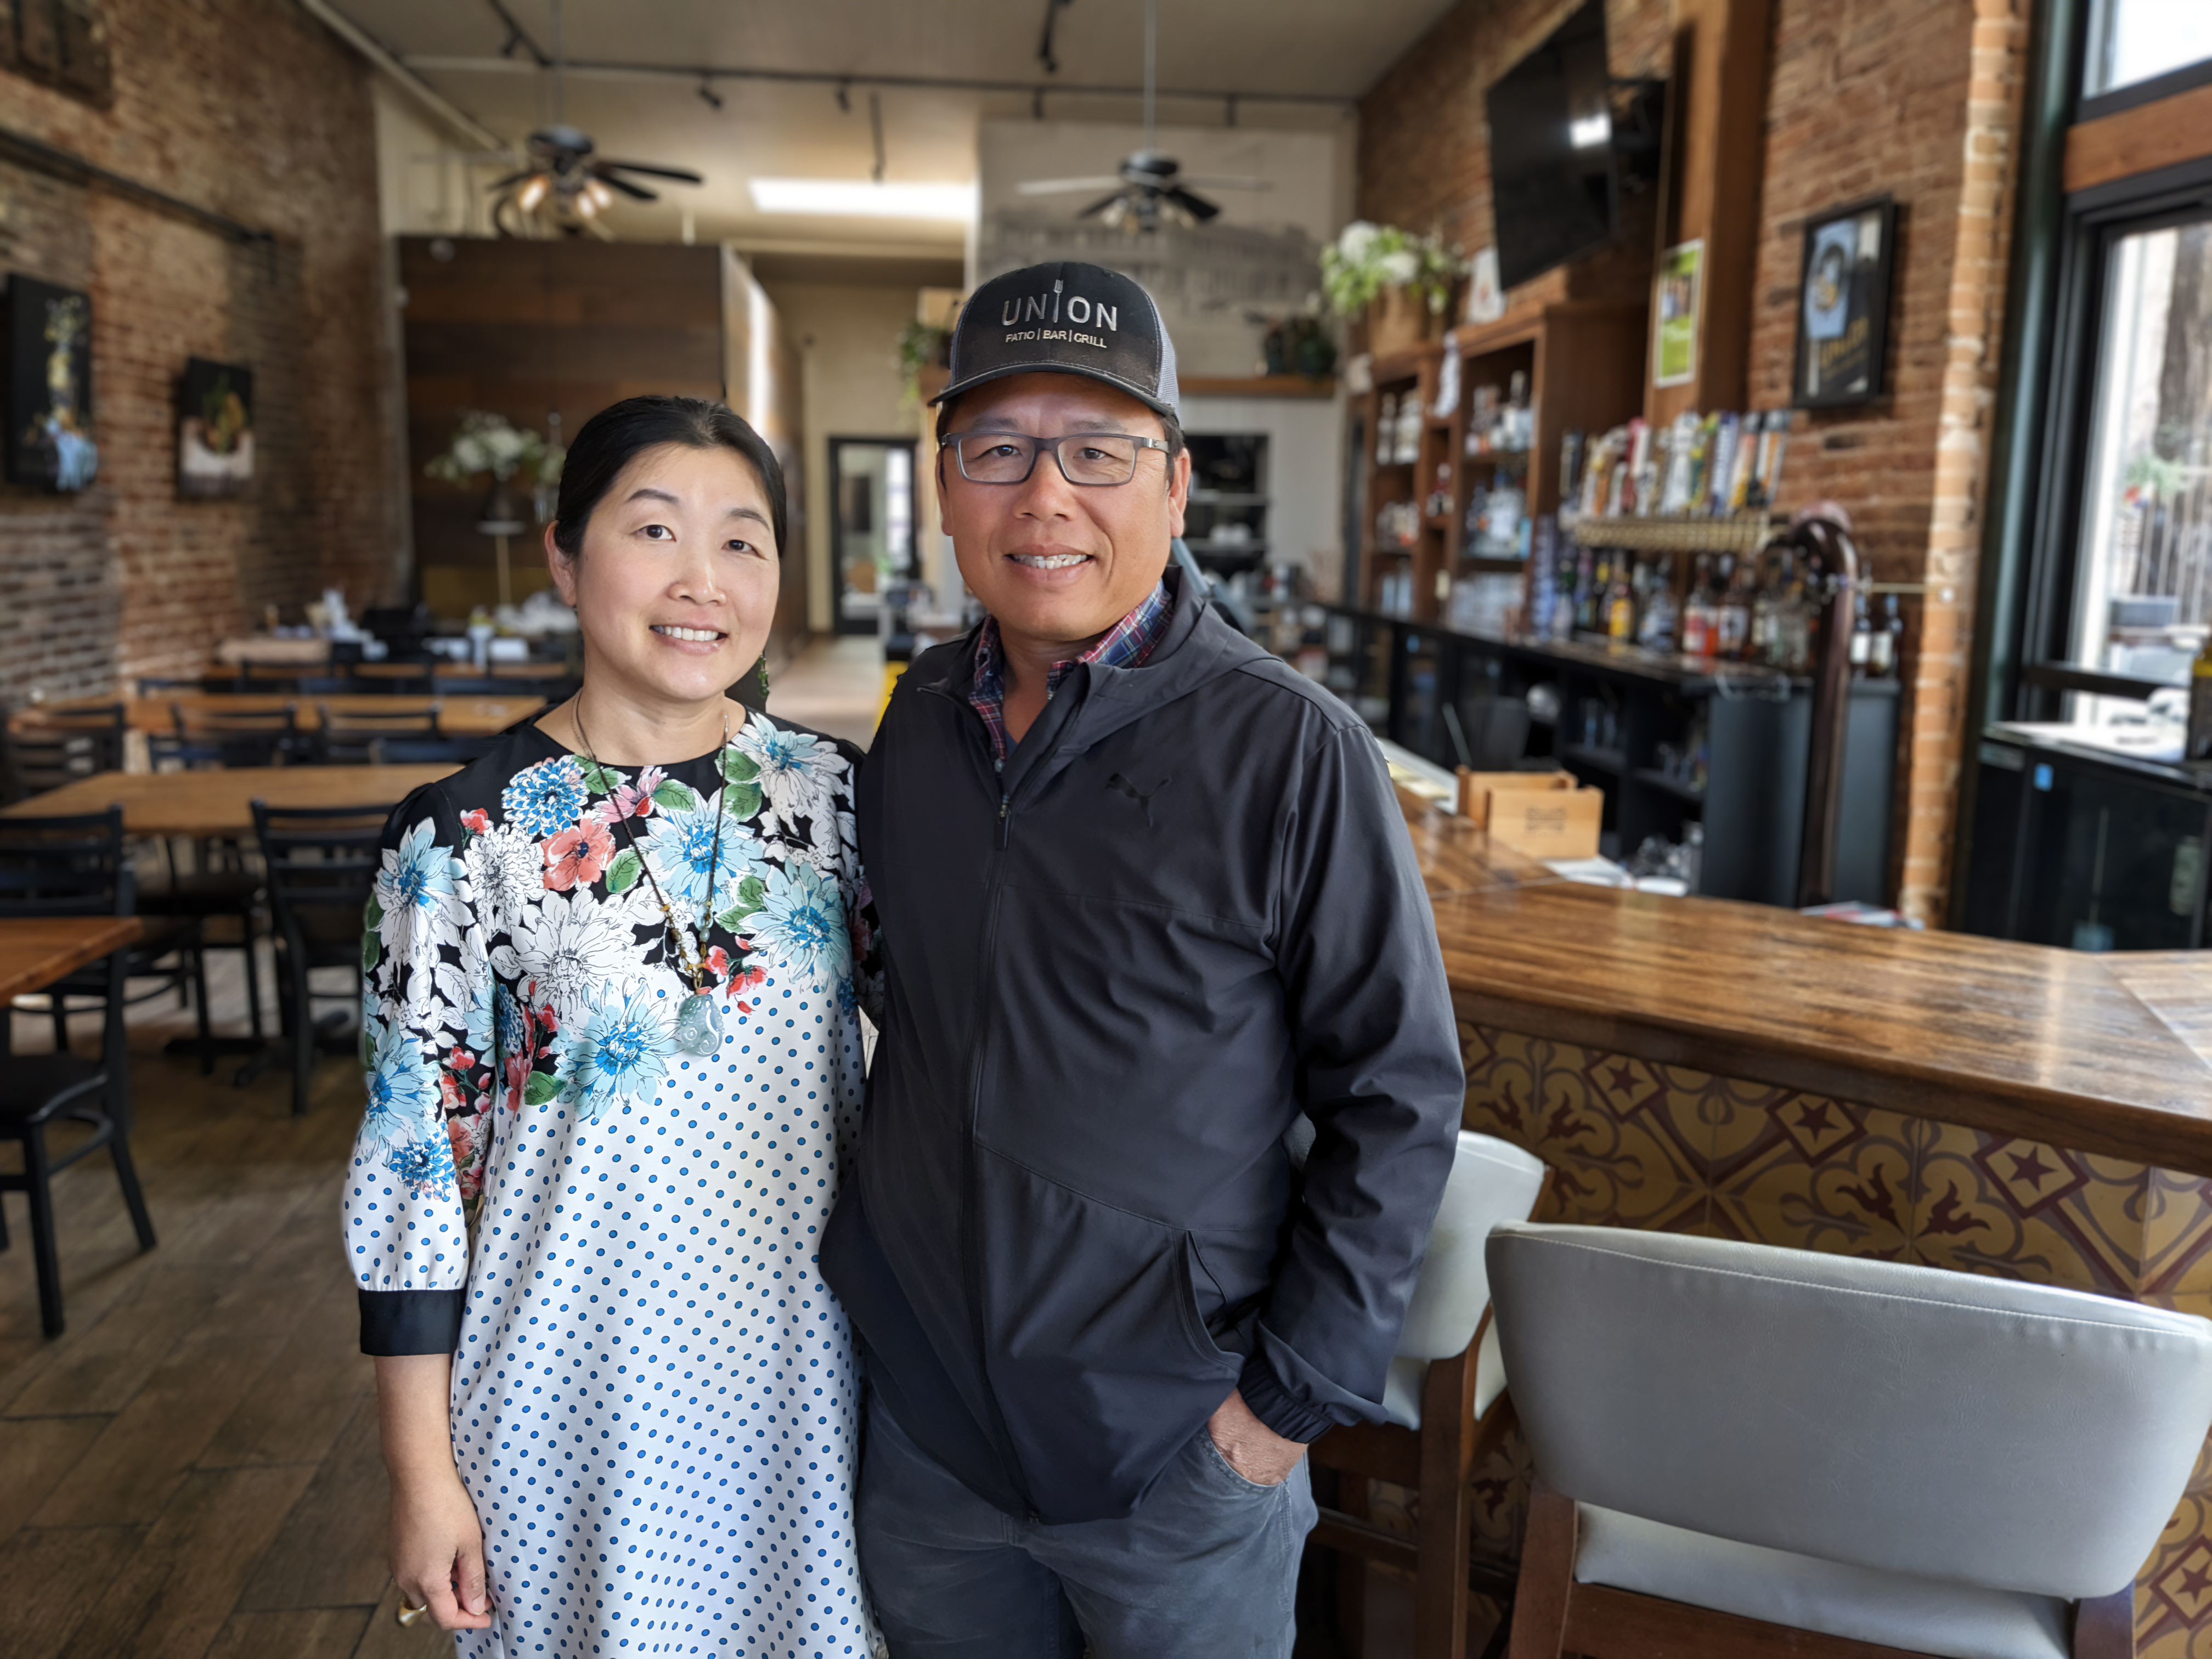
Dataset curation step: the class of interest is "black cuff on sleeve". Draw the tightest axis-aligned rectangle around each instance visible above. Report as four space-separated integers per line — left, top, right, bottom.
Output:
359 1289 465 1357
1237 1352 1340 1446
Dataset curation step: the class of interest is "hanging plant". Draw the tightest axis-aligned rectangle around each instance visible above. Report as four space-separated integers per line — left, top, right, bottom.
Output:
896 320 952 404
1320 222 1466 320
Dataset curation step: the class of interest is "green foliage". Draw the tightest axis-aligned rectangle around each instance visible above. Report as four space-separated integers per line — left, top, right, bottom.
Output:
425 411 566 486
897 320 952 403
1319 222 1465 320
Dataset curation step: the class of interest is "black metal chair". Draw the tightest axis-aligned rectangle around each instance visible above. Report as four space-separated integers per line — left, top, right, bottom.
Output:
352 669 435 696
151 701 300 771
136 675 225 698
251 800 384 1115
371 735 498 766
0 808 161 1334
315 702 441 765
1 704 126 804
0 810 217 1074
297 675 359 697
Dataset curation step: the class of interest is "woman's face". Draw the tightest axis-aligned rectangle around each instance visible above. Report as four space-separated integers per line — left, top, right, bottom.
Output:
548 442 778 710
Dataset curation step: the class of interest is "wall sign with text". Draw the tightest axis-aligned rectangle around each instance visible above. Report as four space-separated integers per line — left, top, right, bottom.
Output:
1792 196 1898 408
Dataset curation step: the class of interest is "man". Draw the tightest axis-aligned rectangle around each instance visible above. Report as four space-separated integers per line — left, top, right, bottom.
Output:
822 261 1462 1657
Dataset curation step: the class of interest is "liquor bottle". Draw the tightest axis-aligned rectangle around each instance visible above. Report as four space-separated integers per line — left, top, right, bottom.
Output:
1506 370 1532 450
1428 462 1453 521
1637 562 1678 652
1578 554 1604 632
1606 560 1636 641
1716 556 1751 659
1681 555 1714 658
1750 554 1784 665
1848 592 1874 674
1376 393 1397 466
2190 631 2212 763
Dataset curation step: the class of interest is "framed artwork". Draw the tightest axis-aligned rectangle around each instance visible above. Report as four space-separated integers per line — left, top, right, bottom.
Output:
1653 239 1705 388
177 357 255 498
4 273 99 492
1792 196 1898 407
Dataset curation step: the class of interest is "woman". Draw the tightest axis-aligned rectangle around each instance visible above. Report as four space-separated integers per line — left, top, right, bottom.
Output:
345 396 878 1656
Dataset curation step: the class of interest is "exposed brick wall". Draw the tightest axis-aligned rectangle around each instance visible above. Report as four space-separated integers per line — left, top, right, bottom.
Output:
1358 0 2030 922
0 0 404 703
1356 0 1674 321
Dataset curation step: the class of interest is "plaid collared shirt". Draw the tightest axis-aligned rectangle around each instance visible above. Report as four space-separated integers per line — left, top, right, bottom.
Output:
969 580 1173 770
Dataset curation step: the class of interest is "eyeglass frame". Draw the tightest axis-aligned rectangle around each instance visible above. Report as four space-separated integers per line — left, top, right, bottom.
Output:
938 430 1175 487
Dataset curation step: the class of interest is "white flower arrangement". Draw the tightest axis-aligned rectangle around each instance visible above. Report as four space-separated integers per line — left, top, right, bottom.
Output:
425 411 565 486
1319 221 1467 320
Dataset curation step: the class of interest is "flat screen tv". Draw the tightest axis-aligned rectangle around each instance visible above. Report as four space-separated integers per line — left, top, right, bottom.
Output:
1487 0 1618 292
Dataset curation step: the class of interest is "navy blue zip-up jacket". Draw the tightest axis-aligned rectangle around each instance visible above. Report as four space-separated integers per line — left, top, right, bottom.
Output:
822 572 1463 1525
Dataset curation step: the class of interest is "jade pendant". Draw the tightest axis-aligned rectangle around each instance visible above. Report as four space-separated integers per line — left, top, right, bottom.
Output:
672 991 723 1057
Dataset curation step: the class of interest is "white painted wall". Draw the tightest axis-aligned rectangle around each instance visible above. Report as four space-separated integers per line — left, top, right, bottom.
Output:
976 117 1355 378
1180 394 1346 592
753 280 923 634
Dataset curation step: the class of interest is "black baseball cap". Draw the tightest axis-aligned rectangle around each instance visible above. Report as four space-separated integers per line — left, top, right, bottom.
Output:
931 261 1180 421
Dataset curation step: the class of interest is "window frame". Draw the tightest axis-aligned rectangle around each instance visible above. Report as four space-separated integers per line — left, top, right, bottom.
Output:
2010 153 2212 722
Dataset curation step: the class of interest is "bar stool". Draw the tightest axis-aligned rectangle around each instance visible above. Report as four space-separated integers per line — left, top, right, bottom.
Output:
1307 1130 1549 1659
1487 1222 2212 1659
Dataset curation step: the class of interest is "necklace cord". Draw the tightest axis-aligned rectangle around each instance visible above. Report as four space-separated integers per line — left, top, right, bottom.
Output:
573 702 730 992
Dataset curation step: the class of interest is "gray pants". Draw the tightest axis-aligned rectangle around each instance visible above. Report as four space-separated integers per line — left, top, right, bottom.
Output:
857 1392 1316 1658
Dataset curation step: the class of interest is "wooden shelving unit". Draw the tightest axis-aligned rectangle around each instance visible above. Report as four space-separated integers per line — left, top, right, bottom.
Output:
1351 302 1647 624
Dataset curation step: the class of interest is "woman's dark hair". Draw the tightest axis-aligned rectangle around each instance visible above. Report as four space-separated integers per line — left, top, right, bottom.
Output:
551 396 787 561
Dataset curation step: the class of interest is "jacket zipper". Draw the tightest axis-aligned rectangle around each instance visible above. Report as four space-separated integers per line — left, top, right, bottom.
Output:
917 680 1042 1517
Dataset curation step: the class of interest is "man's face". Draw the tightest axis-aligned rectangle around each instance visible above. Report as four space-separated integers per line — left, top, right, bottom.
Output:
938 373 1189 650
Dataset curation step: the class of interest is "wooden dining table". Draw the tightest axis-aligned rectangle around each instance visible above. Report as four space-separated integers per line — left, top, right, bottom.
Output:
33 693 545 738
0 915 144 1002
0 765 460 839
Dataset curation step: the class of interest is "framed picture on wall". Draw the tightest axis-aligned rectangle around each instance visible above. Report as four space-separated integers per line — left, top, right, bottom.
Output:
4 273 99 492
1792 196 1898 408
177 357 255 498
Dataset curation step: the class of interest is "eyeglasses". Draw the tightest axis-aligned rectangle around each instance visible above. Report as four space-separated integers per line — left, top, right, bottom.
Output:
940 431 1172 487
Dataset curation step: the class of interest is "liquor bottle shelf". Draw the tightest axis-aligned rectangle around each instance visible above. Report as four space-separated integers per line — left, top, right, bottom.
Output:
1565 512 1784 554
1631 766 1706 803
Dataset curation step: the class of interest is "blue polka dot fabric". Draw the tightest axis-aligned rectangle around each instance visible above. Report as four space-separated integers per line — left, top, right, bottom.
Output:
343 713 883 1656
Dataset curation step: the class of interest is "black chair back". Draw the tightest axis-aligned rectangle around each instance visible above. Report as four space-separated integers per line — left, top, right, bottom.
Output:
154 701 298 770
297 675 358 696
370 735 495 767
251 800 385 965
2 707 125 803
315 703 442 765
353 670 435 696
0 807 131 918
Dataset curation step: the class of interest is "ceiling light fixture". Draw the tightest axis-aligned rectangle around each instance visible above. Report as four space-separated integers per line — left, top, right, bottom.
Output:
748 179 977 221
1570 112 1613 149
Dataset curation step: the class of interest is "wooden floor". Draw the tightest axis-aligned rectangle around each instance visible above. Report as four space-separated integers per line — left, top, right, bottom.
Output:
0 966 450 1659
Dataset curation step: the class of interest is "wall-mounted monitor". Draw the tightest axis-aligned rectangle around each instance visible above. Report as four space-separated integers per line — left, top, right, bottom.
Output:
1486 0 1618 292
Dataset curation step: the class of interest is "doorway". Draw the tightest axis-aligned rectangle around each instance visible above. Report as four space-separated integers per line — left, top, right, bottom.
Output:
830 437 917 635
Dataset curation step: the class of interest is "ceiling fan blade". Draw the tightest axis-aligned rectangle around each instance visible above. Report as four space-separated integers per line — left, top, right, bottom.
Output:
1017 176 1124 195
596 172 658 202
595 160 704 183
1180 174 1273 191
1077 189 1130 219
1163 186 1221 222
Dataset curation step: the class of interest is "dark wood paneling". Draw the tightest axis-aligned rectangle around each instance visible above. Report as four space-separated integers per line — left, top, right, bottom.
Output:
398 236 731 616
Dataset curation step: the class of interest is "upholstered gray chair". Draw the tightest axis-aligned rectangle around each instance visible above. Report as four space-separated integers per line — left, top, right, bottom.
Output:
1487 1222 2212 1659
1308 1130 1549 1659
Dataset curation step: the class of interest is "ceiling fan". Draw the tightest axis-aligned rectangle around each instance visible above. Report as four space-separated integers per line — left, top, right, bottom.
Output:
486 0 702 238
1014 0 1267 231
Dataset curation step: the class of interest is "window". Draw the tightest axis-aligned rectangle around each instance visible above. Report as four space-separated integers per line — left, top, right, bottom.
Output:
2061 212 2212 727
2084 0 2212 102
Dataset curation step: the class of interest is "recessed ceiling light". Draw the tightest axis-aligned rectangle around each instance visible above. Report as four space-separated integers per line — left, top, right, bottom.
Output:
748 179 977 221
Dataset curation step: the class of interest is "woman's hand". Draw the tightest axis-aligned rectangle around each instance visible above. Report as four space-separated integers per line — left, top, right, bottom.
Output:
375 1354 493 1631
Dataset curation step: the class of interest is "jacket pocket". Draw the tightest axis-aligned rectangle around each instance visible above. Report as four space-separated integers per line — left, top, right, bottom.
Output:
976 1146 1245 1523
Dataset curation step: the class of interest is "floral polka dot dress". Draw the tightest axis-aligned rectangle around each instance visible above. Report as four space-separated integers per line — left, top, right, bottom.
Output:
342 710 882 1658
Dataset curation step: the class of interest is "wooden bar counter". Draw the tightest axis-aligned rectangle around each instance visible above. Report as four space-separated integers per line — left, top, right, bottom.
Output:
1399 796 2212 1646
